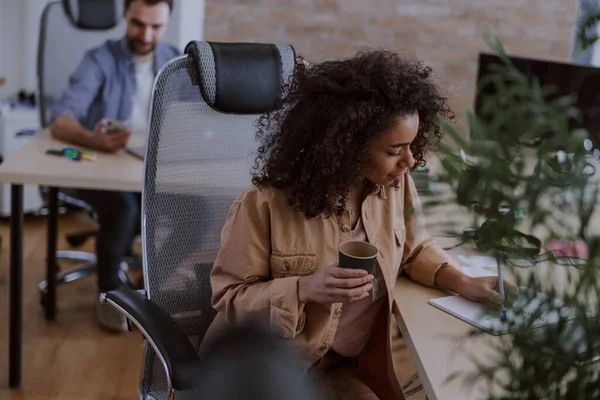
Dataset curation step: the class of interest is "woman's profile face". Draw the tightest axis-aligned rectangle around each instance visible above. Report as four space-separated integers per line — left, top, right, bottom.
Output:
362 112 419 186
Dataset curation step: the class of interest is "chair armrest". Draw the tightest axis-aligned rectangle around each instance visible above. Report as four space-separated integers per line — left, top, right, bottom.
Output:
102 287 204 390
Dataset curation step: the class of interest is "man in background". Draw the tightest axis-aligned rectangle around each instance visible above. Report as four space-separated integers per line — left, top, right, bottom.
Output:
50 0 178 331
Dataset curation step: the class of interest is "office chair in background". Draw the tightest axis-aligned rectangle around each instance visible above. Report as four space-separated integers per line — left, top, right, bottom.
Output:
102 41 297 399
36 0 134 312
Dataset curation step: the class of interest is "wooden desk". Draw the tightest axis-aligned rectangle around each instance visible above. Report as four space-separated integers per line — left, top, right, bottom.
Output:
0 129 144 191
395 276 497 400
394 157 600 399
395 231 600 399
0 129 144 387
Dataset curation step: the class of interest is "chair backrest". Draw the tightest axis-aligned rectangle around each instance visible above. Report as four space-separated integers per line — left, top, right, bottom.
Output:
37 0 125 127
140 41 296 399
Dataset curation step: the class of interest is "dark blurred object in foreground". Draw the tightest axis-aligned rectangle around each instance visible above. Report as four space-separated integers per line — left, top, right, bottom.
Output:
199 323 319 399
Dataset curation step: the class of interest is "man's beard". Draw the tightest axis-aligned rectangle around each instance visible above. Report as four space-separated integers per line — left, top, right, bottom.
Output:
126 36 155 56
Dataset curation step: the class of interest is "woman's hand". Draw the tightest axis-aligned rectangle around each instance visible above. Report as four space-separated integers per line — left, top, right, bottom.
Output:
298 264 374 305
435 265 517 309
458 275 517 308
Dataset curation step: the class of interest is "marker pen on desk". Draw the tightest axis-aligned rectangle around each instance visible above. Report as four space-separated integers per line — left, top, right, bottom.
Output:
496 259 507 317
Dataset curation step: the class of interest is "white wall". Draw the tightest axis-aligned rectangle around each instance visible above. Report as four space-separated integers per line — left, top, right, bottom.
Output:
0 0 28 100
23 0 54 93
0 0 204 100
163 0 205 52
591 23 600 66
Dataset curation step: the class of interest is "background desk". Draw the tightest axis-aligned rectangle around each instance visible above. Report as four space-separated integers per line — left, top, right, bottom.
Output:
0 129 144 387
0 129 144 191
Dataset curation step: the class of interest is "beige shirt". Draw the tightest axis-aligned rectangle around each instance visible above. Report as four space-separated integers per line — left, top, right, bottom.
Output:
330 217 387 357
203 174 454 399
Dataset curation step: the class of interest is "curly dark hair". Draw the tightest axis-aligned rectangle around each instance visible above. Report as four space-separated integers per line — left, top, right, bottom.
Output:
252 49 454 218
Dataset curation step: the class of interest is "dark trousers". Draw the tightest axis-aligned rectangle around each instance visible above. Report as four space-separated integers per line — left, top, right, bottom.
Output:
74 190 141 292
71 189 217 293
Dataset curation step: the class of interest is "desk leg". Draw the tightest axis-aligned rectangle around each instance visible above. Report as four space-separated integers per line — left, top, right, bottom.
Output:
9 184 23 388
395 310 436 400
45 187 58 321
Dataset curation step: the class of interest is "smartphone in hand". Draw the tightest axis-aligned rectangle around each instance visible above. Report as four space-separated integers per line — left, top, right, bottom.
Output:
105 119 128 134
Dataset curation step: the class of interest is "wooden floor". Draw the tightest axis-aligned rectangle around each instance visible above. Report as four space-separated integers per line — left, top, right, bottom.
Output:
0 213 143 400
0 213 425 399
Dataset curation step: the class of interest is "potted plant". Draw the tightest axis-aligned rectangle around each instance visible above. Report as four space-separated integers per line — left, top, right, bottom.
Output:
574 0 600 64
426 35 600 399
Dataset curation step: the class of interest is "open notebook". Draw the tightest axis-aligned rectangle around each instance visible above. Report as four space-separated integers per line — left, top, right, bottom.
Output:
429 287 582 335
435 256 600 362
430 290 600 364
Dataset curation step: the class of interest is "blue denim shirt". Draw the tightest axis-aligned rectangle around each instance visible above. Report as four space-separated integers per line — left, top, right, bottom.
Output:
51 36 179 131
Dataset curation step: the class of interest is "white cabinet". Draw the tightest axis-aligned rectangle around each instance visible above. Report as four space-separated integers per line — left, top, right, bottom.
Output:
0 106 44 216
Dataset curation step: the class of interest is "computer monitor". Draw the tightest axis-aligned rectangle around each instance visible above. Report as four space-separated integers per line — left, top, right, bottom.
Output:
474 53 600 149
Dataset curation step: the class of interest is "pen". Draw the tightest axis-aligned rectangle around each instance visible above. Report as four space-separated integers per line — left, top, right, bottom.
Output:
497 258 507 317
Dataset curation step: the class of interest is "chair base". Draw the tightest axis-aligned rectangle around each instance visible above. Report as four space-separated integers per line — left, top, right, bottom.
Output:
38 262 97 293
57 250 96 263
38 255 96 308
38 252 137 308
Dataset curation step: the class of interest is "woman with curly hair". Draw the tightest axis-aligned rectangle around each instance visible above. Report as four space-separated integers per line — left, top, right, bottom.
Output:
202 49 513 399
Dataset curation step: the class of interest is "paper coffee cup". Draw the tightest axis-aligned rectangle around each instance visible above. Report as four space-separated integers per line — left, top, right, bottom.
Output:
338 240 378 275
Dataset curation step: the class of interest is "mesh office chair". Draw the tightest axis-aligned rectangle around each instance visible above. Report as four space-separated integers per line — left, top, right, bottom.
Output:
36 0 127 306
102 41 296 399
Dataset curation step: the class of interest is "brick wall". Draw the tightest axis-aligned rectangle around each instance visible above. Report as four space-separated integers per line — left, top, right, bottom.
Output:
204 0 578 126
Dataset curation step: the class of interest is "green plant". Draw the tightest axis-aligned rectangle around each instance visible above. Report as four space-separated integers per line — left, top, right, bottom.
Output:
576 0 600 52
577 12 600 51
427 36 600 399
573 0 600 62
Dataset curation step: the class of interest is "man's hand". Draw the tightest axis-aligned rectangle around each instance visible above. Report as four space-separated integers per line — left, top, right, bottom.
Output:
89 119 131 152
298 264 374 305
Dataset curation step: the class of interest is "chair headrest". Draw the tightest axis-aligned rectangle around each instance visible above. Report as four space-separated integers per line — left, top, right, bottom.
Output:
185 41 294 115
62 0 120 29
